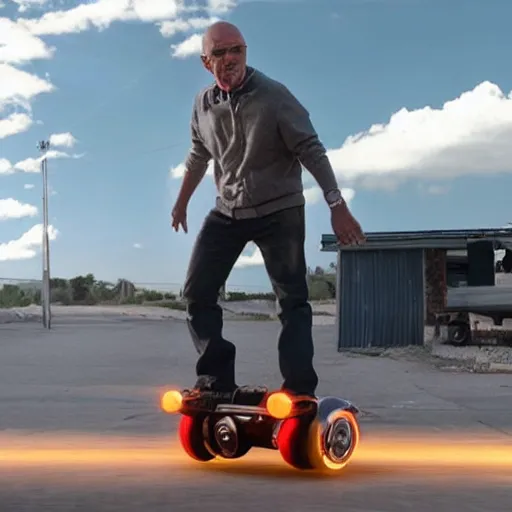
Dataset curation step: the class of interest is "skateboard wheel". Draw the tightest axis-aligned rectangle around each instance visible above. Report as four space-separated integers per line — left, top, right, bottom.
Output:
307 409 360 471
207 416 252 459
178 415 215 462
275 416 315 470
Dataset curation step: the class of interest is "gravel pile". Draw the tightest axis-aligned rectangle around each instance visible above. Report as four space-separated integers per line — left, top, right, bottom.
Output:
0 309 41 324
429 336 512 372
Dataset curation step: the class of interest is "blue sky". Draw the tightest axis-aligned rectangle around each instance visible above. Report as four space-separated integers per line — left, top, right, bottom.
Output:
1 0 512 292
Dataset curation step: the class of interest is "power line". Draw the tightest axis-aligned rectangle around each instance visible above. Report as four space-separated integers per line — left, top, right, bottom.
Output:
83 141 188 161
64 51 172 136
0 278 42 282
24 49 188 160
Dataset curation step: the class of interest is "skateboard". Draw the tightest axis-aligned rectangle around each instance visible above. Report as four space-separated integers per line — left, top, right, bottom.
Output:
160 385 361 471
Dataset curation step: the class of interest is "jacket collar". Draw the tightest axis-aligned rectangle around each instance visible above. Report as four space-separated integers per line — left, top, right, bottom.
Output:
211 66 257 103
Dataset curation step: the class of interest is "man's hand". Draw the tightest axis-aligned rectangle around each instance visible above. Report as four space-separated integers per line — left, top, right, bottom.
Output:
330 201 366 247
171 202 188 233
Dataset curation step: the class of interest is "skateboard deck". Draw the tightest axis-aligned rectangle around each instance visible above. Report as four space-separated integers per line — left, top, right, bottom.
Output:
161 385 361 471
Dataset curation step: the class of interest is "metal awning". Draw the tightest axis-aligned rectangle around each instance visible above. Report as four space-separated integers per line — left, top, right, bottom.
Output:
320 228 512 252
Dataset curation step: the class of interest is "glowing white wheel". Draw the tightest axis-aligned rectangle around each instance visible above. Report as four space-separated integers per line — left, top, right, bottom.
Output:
307 409 360 471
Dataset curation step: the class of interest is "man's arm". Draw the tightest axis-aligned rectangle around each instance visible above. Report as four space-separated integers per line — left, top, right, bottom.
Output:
171 105 212 233
277 88 340 201
276 88 366 247
175 108 212 207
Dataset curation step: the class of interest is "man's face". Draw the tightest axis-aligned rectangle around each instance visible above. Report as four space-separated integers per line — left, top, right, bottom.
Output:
202 29 247 92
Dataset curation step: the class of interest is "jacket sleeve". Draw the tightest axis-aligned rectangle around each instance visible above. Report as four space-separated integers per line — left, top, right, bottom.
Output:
183 102 211 177
277 88 339 195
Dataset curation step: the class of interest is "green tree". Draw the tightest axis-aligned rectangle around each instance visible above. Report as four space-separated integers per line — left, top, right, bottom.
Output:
0 285 32 308
69 274 96 303
92 280 116 302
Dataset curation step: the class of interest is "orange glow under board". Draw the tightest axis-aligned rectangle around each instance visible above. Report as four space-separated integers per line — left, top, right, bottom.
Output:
1 431 511 475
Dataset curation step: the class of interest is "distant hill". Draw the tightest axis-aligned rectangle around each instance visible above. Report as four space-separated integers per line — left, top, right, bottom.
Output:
0 280 42 292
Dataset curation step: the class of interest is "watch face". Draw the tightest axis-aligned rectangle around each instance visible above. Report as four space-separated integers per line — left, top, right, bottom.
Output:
326 189 342 203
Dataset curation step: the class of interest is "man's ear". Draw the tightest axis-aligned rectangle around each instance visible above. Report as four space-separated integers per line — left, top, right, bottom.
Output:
201 55 212 73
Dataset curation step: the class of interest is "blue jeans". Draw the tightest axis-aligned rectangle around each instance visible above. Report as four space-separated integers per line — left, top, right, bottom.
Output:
182 205 318 395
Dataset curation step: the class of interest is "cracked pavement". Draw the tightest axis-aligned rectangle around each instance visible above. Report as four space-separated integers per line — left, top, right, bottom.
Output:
1 314 512 511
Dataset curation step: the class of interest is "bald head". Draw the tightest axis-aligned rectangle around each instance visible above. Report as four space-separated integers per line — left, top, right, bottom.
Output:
202 21 246 56
200 21 248 92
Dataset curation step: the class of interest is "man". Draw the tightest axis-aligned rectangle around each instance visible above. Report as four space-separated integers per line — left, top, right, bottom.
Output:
171 21 365 397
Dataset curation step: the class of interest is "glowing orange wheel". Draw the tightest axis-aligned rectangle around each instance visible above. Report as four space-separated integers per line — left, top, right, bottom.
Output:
178 415 215 462
307 410 360 471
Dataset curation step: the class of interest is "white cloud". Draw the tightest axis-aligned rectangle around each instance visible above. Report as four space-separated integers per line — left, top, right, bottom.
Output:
0 198 38 220
159 16 220 38
0 158 12 175
169 162 187 178
0 63 54 111
302 186 355 206
167 84 512 192
0 17 55 65
234 243 263 269
0 18 55 64
233 188 356 269
2 149 82 175
131 0 184 23
207 0 236 13
11 0 51 13
170 163 356 270
133 242 142 249
302 186 323 205
15 150 71 173
0 223 58 262
171 33 203 58
0 112 33 139
425 184 450 195
341 187 355 205
49 131 77 148
24 183 35 189
170 163 355 208
0 1 236 131
17 0 195 36
170 159 214 178
326 81 512 189
18 0 136 36
0 2 241 270
0 18 54 139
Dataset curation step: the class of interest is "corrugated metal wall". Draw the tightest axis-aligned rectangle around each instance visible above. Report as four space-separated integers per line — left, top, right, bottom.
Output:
338 249 425 349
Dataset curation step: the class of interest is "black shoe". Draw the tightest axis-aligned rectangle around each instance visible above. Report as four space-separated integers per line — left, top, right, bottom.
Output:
189 379 268 406
281 388 317 400
232 385 268 406
193 375 238 393
180 376 236 406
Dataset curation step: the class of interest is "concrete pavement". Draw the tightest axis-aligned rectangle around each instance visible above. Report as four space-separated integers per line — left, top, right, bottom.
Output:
1 314 512 511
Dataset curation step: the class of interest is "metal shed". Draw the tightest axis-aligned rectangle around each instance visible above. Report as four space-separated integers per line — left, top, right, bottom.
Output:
320 228 512 350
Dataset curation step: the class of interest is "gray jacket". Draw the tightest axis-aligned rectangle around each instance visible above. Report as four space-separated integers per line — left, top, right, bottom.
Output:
184 66 339 219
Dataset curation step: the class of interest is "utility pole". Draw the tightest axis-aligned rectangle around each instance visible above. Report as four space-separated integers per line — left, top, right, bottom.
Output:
37 140 51 329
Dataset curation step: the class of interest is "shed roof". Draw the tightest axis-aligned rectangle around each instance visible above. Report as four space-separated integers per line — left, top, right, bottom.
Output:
320 228 512 252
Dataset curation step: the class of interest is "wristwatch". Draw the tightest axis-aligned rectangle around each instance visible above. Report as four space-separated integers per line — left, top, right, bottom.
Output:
325 188 345 209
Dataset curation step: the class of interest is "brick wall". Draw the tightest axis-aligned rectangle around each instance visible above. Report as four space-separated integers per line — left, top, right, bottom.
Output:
424 248 447 325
